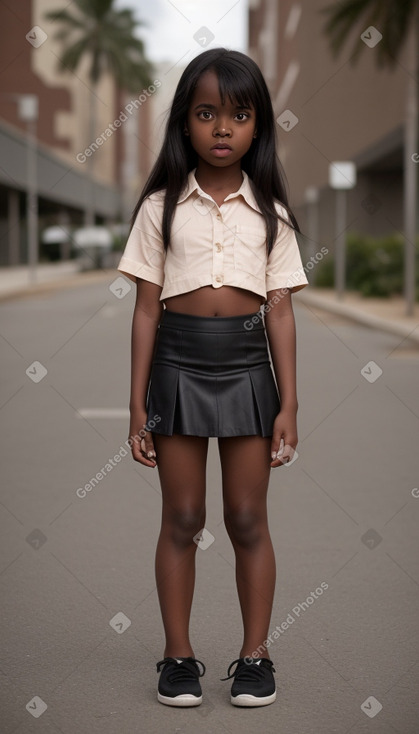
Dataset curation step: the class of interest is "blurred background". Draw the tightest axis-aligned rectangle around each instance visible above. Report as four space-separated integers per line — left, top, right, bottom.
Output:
0 0 417 312
1 4 419 732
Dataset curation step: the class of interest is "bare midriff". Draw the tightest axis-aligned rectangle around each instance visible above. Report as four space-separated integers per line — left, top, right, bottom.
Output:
163 284 264 318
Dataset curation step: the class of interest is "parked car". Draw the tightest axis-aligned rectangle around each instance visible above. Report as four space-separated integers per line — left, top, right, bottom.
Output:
72 226 114 270
41 226 73 261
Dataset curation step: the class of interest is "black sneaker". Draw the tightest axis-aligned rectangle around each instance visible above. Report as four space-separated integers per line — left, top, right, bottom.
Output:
156 656 206 707
221 656 276 707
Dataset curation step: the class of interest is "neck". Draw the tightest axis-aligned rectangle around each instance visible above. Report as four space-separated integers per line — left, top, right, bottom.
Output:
194 162 243 193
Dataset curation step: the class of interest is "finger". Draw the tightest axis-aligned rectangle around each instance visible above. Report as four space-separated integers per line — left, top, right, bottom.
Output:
270 437 285 468
141 434 156 460
131 437 143 461
278 444 295 465
271 436 284 461
140 435 157 466
130 436 157 467
271 443 297 468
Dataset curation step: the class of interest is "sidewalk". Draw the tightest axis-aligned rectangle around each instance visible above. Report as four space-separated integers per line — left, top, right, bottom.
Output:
295 286 419 347
0 261 114 301
1 262 419 347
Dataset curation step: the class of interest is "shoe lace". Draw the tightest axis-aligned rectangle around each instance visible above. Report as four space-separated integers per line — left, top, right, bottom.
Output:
220 657 275 682
156 656 206 682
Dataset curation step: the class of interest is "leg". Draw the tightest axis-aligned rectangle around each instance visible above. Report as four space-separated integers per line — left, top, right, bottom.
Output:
218 435 275 659
153 433 208 659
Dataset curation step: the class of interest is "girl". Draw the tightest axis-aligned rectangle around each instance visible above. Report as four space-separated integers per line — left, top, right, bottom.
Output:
118 48 308 708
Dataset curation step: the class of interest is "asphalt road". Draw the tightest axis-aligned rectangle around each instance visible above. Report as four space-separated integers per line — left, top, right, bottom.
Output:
1 274 418 734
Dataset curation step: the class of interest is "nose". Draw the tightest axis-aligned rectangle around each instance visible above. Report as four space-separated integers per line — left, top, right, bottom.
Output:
213 124 231 137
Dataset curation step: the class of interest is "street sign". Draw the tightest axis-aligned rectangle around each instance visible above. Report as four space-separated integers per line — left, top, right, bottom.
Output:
329 161 356 189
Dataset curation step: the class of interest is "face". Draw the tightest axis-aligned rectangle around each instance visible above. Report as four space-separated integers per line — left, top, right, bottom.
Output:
185 70 257 170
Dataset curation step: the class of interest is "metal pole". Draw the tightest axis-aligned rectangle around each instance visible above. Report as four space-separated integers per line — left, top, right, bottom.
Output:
84 88 96 227
404 9 418 316
8 189 20 266
27 115 38 283
304 188 320 285
335 189 346 300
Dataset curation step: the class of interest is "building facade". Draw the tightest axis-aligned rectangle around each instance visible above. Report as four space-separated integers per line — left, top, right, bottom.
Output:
248 0 413 268
0 0 154 265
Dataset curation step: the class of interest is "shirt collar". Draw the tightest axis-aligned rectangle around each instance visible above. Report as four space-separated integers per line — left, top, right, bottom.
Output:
178 168 261 213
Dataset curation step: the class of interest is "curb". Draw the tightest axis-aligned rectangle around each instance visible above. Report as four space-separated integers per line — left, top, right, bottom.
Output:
0 269 115 303
295 290 419 347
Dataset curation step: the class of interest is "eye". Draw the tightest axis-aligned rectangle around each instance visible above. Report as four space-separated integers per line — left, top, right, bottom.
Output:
235 112 250 121
198 111 214 120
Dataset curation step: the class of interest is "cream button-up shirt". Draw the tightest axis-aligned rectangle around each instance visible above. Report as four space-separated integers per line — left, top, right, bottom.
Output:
117 169 308 301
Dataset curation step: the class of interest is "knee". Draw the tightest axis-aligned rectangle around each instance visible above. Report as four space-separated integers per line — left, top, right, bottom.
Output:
224 506 265 548
165 506 206 547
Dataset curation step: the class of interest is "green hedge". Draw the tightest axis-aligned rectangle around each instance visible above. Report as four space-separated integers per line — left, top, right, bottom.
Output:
314 232 419 298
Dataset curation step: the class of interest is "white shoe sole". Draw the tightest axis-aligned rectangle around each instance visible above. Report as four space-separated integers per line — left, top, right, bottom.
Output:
231 690 277 707
157 692 202 707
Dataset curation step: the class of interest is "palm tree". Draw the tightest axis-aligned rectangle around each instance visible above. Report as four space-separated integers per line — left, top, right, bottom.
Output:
46 0 152 226
320 0 419 315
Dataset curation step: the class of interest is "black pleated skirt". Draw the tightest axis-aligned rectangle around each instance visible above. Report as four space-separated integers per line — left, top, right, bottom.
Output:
145 309 280 437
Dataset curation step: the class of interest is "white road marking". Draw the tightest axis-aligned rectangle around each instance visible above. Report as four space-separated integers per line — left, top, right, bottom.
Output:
76 408 129 419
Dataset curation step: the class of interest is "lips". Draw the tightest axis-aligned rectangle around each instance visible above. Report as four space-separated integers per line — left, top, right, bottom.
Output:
211 143 232 150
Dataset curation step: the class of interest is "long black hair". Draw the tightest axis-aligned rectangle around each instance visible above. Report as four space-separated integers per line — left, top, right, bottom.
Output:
130 48 300 255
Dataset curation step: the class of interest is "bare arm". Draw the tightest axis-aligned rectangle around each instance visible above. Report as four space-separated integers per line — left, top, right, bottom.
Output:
264 288 299 468
128 278 163 467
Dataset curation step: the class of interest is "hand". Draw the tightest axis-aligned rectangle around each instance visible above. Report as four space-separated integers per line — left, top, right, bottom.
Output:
128 408 157 468
270 409 298 468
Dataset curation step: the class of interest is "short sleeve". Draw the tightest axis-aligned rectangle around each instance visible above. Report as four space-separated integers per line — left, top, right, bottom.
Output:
265 204 308 294
117 195 165 285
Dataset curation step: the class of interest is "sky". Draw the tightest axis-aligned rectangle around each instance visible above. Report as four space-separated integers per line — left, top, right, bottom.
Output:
114 0 248 64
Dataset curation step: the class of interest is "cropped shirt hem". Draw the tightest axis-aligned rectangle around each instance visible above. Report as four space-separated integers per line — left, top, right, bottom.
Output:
116 169 309 301
116 263 309 300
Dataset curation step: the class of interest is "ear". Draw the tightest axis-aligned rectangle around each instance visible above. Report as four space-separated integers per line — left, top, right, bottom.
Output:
184 126 189 135
253 130 257 138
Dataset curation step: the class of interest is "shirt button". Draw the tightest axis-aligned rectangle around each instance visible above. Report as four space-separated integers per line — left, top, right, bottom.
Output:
215 242 223 252
215 275 223 283
216 213 222 219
